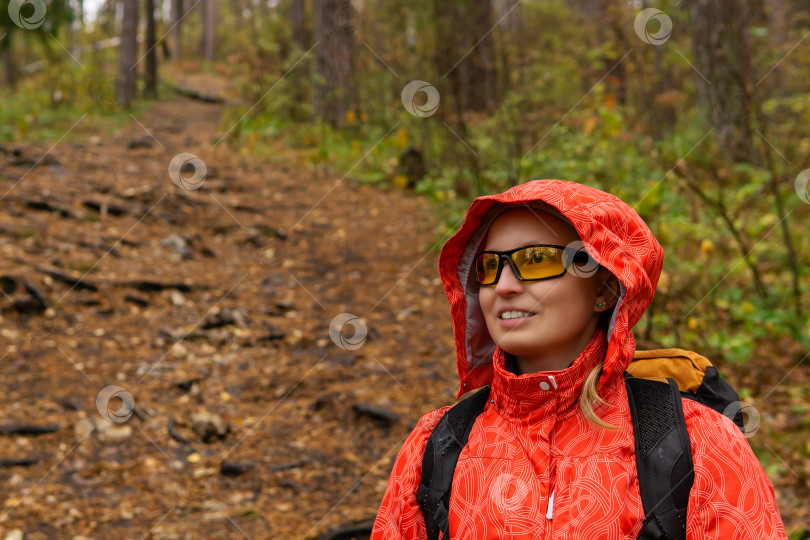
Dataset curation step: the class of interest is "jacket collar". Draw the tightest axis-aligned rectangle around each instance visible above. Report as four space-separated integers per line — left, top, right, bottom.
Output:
489 325 609 422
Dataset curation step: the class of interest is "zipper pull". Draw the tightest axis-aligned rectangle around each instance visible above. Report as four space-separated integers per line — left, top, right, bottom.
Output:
546 488 555 520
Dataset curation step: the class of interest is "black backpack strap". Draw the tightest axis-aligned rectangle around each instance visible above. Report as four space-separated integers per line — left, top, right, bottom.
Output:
417 385 490 540
625 375 695 540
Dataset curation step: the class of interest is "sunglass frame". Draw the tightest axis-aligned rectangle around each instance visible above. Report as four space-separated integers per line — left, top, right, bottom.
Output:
474 243 588 287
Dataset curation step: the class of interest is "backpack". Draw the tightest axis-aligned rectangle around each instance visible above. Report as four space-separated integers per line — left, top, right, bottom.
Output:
416 349 746 540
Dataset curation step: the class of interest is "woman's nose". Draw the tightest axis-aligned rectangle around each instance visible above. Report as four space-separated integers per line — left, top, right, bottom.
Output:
495 261 523 293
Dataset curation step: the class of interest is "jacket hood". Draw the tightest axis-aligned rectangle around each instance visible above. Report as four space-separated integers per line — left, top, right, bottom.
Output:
439 179 664 397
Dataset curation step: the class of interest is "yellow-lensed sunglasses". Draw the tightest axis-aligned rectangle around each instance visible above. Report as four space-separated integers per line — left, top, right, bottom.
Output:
474 243 591 287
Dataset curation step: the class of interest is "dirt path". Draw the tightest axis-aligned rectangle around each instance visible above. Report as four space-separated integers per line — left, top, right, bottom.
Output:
0 92 460 539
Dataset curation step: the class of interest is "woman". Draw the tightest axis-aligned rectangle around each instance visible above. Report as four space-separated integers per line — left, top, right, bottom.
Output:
371 179 786 539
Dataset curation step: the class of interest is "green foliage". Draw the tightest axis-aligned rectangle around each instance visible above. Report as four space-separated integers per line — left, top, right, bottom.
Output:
5 0 804 370
2 2 807 529
0 0 73 53
0 10 153 143
219 0 809 366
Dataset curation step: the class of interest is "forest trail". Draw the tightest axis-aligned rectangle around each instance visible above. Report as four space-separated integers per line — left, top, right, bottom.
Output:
0 83 460 539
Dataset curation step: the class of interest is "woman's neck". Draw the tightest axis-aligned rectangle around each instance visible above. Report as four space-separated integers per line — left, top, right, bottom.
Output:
516 322 604 374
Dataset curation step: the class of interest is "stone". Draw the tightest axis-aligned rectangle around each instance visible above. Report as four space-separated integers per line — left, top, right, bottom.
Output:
159 234 193 260
190 411 229 443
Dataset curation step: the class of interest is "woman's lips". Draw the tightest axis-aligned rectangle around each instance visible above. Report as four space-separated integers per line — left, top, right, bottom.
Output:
497 313 536 328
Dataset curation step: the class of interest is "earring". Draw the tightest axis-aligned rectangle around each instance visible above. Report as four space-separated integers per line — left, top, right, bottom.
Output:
596 302 604 309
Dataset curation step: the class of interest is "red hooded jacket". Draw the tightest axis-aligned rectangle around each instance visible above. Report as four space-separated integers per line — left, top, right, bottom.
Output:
371 180 787 539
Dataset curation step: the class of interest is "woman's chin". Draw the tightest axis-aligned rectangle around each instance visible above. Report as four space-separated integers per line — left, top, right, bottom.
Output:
496 337 545 357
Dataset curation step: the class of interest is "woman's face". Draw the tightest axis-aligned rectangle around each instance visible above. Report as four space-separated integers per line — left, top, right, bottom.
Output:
477 207 617 373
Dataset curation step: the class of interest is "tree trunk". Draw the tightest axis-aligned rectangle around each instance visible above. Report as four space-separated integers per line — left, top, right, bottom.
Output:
2 33 18 90
205 0 216 60
492 0 521 105
100 0 117 36
198 0 207 56
289 0 309 50
3 54 17 91
199 0 216 61
764 0 790 90
435 0 499 114
67 0 78 58
492 0 521 36
144 0 157 97
690 0 756 159
117 0 139 108
285 0 311 120
467 0 498 112
171 0 182 59
765 0 789 44
566 0 606 23
313 0 355 127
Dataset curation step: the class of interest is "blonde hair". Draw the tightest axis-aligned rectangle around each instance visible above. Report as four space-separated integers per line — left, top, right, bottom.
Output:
580 362 620 430
580 305 620 430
